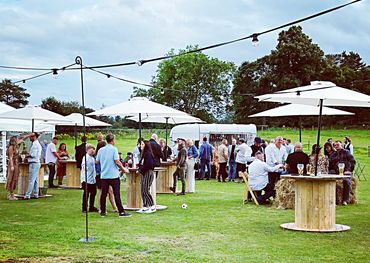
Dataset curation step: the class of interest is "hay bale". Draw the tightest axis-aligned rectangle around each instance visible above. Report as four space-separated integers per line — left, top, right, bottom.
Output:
274 176 358 209
335 176 358 205
274 178 296 209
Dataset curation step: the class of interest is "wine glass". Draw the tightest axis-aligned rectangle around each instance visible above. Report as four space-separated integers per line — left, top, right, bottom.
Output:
20 154 26 163
297 164 304 175
338 163 345 176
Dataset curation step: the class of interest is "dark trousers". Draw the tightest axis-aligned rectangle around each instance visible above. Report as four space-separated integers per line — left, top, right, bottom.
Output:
81 182 97 211
268 172 280 187
199 160 211 179
141 170 155 207
256 183 276 204
219 162 227 181
236 162 246 178
343 175 352 203
173 167 186 193
48 163 56 187
100 178 125 214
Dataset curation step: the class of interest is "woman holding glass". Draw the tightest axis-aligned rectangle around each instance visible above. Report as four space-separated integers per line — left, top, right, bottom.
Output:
56 143 69 186
5 135 29 200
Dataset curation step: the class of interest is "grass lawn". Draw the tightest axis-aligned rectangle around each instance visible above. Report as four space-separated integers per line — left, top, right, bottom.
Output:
0 128 369 262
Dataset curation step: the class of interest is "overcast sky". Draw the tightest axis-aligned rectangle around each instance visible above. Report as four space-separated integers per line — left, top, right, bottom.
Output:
0 0 369 109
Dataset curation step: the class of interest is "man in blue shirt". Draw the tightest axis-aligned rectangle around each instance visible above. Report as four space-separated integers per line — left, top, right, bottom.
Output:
96 134 131 217
198 137 213 180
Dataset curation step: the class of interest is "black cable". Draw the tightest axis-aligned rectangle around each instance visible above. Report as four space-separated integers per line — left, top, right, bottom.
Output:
12 63 77 84
84 67 153 87
0 0 362 71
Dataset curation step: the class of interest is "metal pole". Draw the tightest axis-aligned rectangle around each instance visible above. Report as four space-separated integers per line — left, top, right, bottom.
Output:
139 113 142 139
32 118 34 133
314 99 324 176
165 117 169 146
74 123 78 148
299 116 302 143
76 56 96 242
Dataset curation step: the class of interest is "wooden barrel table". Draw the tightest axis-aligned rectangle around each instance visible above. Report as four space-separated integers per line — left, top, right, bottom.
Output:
280 174 351 232
125 168 167 210
156 161 176 194
59 160 81 189
17 163 47 197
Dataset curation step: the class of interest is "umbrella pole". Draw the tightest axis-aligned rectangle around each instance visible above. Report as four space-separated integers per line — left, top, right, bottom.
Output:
299 116 302 143
165 117 169 146
314 99 324 176
31 118 34 133
139 113 142 139
74 123 77 148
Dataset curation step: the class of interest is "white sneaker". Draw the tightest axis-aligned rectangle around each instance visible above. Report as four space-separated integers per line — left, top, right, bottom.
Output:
343 201 348 206
143 208 156 214
150 205 157 212
136 207 149 213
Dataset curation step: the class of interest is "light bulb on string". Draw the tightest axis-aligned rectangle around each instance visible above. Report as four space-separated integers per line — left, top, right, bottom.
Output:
160 88 165 95
251 34 259 47
52 68 59 79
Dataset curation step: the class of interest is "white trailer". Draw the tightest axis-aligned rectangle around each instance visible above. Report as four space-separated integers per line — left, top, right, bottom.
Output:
169 123 257 147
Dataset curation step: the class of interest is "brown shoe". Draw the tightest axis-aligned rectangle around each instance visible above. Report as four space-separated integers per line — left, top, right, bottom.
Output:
169 187 176 193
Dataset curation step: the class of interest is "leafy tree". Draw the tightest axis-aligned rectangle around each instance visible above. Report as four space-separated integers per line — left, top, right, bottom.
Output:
40 96 94 116
232 26 369 126
132 46 235 122
0 79 30 108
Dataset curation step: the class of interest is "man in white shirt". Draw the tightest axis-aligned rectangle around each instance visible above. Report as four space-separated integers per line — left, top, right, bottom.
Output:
25 133 42 199
249 151 282 204
265 136 287 187
45 137 62 188
235 138 254 180
344 136 354 156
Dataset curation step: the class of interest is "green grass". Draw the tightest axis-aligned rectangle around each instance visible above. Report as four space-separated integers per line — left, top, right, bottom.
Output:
0 128 369 262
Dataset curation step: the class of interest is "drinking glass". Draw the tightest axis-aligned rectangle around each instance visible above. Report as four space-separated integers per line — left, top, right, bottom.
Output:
338 163 345 176
306 164 312 175
297 164 304 175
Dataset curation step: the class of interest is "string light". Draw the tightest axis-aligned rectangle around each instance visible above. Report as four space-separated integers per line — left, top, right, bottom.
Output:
160 88 164 94
252 34 259 46
52 68 58 79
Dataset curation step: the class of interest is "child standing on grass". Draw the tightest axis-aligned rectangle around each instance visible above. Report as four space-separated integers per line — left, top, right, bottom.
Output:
81 145 98 213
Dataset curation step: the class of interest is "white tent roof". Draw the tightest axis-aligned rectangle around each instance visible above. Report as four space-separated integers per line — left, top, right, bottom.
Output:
88 97 192 118
0 119 55 132
249 104 354 117
0 105 70 122
127 115 204 124
55 113 112 127
0 102 14 114
255 81 370 107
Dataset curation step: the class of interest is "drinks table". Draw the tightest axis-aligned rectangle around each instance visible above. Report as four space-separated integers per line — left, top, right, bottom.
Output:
59 160 81 189
17 163 49 197
125 168 167 210
280 174 351 232
156 161 176 194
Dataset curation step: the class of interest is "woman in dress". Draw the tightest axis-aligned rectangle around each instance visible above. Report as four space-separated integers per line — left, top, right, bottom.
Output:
309 144 329 175
56 143 69 185
6 135 28 200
